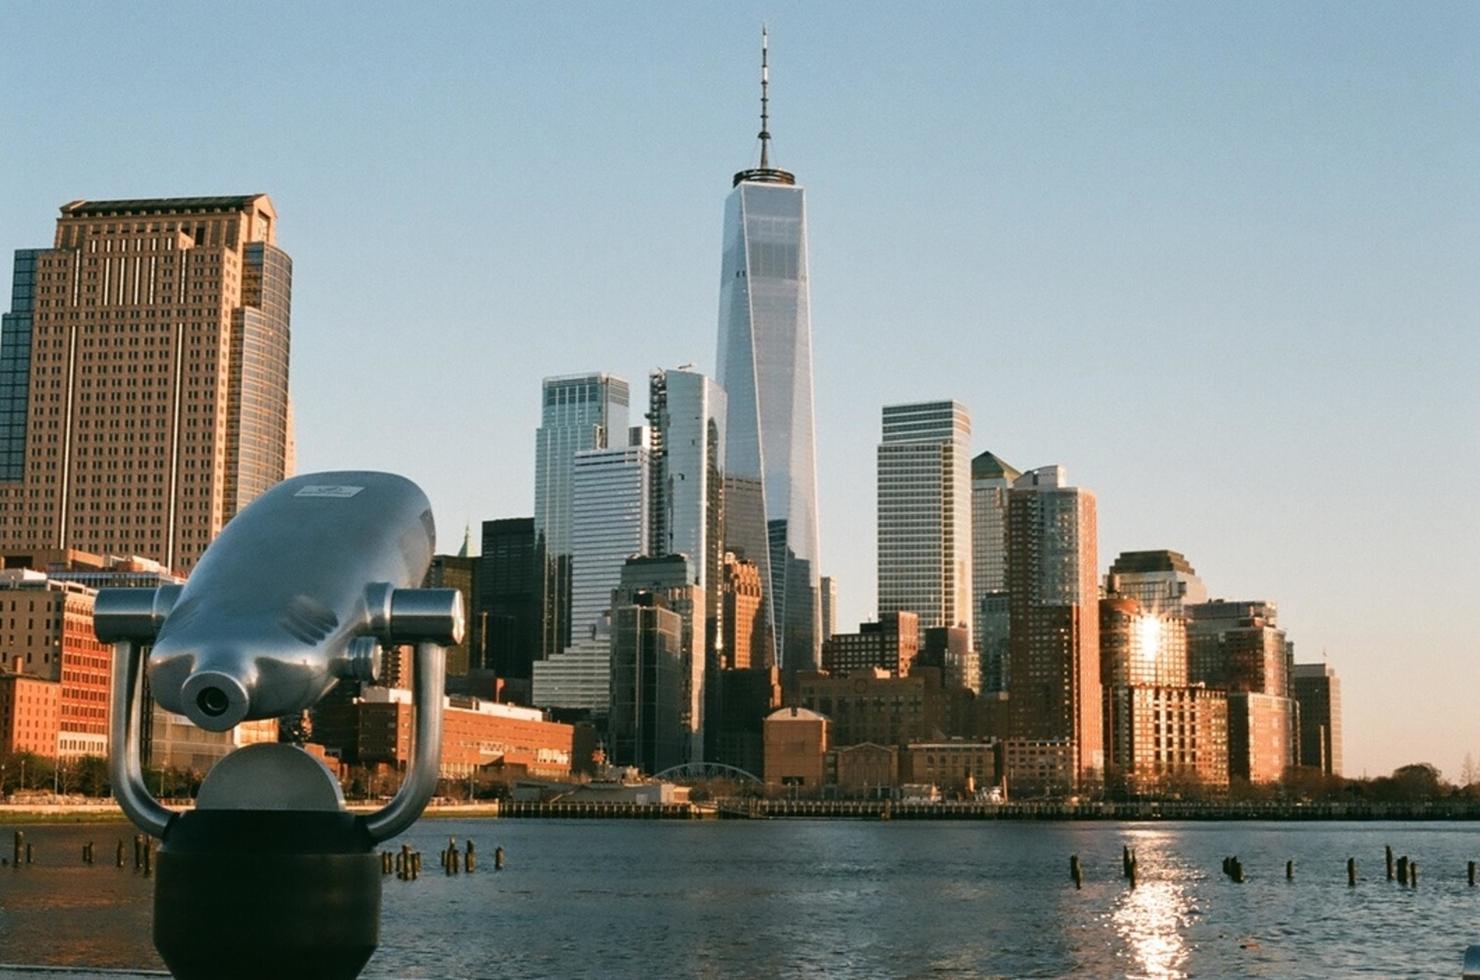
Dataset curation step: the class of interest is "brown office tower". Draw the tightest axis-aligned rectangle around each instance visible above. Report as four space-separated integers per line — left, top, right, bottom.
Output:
1004 466 1100 791
821 611 920 678
1186 599 1296 784
1292 662 1342 776
1100 597 1229 793
0 196 291 573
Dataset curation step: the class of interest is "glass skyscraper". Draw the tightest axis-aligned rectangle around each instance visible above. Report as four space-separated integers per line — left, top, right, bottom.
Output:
715 33 821 675
530 437 650 714
533 373 629 660
877 401 974 644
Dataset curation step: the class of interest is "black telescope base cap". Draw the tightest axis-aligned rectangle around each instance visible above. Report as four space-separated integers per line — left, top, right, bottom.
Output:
153 810 381 980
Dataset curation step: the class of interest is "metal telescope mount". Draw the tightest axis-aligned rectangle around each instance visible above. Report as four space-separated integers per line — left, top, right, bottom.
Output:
96 471 463 980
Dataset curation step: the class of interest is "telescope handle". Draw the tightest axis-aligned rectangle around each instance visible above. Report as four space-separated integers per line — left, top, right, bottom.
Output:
363 642 446 843
109 639 175 838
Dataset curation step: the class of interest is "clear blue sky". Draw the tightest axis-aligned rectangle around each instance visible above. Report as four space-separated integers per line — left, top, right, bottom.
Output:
3 2 1476 781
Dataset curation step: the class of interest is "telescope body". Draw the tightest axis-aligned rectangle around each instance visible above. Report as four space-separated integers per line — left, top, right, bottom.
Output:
147 472 438 730
100 469 461 980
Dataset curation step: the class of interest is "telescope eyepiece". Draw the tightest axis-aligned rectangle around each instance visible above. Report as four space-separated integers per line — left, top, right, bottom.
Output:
180 669 251 731
196 686 231 718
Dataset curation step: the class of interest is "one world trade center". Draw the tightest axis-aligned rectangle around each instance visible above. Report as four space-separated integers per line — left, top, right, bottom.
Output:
716 28 821 675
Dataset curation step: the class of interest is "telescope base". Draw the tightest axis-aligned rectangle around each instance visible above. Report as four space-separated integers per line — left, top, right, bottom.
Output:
153 811 381 980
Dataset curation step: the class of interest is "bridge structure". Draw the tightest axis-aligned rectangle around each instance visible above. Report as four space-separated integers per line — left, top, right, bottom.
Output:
652 762 762 784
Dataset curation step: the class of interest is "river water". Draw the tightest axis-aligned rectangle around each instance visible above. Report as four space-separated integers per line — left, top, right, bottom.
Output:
2 819 1477 978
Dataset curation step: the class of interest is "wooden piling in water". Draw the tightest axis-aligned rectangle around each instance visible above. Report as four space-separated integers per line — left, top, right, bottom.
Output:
495 846 505 871
1385 845 1394 881
1348 857 1357 886
25 842 33 865
133 835 142 870
1286 859 1294 880
1122 845 1132 878
1409 860 1417 886
411 852 420 879
1396 856 1408 887
12 830 21 867
465 840 475 873
1129 855 1138 889
141 843 151 877
1469 860 1475 887
1069 854 1082 890
116 839 125 868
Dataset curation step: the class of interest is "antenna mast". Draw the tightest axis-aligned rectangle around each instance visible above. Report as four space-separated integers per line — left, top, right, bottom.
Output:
759 24 771 168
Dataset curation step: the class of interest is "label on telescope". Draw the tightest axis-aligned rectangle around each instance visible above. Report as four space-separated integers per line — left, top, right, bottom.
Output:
294 485 365 498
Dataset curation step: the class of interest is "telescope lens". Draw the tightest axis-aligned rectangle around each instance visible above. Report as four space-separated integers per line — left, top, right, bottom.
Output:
196 686 231 718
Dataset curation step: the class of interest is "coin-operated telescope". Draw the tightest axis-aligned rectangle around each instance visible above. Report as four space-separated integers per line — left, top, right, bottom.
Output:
98 472 463 980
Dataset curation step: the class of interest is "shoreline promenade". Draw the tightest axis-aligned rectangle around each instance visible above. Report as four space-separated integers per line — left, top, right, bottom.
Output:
7 798 1480 824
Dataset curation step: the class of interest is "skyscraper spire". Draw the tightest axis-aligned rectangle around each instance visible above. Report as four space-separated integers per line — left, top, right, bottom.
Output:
732 25 795 187
758 24 771 169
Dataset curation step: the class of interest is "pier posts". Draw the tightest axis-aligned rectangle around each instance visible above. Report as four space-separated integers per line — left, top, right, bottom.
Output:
1348 857 1357 887
1070 854 1082 890
1385 845 1394 881
1286 860 1294 881
1469 860 1476 887
116 839 125 868
1128 853 1138 889
141 842 151 877
12 830 20 867
1409 860 1417 887
465 841 475 873
1396 856 1408 887
1122 845 1133 878
495 846 505 871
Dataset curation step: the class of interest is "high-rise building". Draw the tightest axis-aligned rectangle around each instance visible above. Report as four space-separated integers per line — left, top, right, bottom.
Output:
1099 596 1229 794
720 551 765 670
609 556 706 768
715 30 821 676
0 196 292 572
608 594 688 774
1005 466 1101 788
1099 597 1188 689
708 664 781 776
531 436 649 713
877 401 973 646
978 592 1011 694
919 625 979 695
1186 600 1295 784
1227 691 1294 784
1292 662 1342 776
476 518 541 679
647 367 726 755
426 554 476 678
821 612 920 678
533 373 629 661
971 450 1019 654
1186 600 1290 697
1106 550 1209 617
820 575 837 643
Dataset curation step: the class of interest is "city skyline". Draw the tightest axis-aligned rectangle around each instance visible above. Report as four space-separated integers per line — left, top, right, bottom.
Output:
1 6 1476 780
